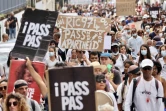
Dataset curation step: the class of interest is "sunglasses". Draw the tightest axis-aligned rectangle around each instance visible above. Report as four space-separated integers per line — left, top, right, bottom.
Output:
142 66 152 70
8 101 18 107
0 86 7 91
96 79 106 83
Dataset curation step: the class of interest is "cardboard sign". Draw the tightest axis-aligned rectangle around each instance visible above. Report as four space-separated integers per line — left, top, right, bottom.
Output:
7 60 45 103
57 15 111 51
116 0 135 16
149 7 159 18
47 67 96 111
11 8 58 61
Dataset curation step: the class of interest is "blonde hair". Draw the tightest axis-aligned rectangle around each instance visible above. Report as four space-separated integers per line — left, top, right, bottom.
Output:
5 93 29 111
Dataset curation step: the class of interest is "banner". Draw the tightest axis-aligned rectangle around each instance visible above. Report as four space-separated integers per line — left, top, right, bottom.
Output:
116 0 135 16
11 8 58 61
57 15 111 51
7 60 45 103
47 67 96 111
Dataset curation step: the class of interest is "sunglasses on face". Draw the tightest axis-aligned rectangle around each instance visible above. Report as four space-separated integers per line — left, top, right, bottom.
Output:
96 79 106 83
142 66 152 70
8 101 18 107
0 86 7 91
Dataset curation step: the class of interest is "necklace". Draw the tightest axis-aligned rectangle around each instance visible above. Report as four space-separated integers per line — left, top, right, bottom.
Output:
143 78 152 103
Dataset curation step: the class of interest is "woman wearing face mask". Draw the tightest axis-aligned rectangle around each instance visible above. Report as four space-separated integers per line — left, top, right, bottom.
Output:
158 45 166 80
111 42 127 74
45 47 62 69
135 44 154 66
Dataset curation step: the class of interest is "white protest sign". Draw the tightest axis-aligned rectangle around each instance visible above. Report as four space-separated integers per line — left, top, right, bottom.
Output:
104 36 112 49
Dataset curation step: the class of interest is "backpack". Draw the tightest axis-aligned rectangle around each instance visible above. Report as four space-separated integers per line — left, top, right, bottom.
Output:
130 77 159 111
30 100 35 111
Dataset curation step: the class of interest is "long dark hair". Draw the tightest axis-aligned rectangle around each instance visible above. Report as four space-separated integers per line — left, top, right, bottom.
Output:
138 44 152 64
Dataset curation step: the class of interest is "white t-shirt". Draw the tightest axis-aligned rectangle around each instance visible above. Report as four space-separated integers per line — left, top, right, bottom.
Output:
45 57 62 69
128 36 144 58
149 46 158 58
117 80 129 110
158 57 166 80
114 54 127 73
125 77 164 111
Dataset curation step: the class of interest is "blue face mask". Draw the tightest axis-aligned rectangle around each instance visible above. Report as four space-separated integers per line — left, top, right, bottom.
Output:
141 50 147 55
161 50 166 57
49 52 55 57
146 29 150 33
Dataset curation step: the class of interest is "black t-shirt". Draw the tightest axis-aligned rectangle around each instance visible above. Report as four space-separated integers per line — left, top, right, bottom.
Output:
8 16 17 28
149 32 156 40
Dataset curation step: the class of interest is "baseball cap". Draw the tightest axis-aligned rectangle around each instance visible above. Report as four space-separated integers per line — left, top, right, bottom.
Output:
100 53 111 58
111 42 119 46
153 36 161 41
156 41 163 47
141 59 154 68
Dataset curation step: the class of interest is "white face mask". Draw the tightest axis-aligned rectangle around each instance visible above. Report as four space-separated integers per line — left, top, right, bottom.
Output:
112 51 119 56
161 50 166 57
141 50 147 55
49 52 55 57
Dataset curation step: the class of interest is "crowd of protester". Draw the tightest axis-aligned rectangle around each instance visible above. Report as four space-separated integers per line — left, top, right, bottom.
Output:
1 0 166 111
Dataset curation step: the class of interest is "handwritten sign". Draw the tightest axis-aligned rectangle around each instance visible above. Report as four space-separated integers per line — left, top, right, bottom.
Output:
116 0 135 16
57 15 111 51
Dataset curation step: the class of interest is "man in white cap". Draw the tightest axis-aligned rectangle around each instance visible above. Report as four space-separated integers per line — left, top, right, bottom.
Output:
125 59 164 111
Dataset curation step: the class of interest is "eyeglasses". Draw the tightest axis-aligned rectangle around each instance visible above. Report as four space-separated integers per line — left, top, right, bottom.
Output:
0 86 7 91
96 79 106 83
142 66 152 70
8 101 18 107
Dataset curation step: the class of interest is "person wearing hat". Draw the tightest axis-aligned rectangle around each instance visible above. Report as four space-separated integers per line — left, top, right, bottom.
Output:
111 42 127 74
90 62 107 75
149 36 161 58
14 80 41 111
125 59 164 111
117 65 141 111
100 53 121 91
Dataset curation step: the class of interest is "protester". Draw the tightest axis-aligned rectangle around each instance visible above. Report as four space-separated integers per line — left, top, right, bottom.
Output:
5 93 29 111
8 12 19 39
14 80 41 111
152 61 166 101
1 34 9 43
95 74 118 111
89 51 99 63
119 45 133 61
158 45 166 80
45 47 62 69
135 44 153 66
128 28 144 59
117 65 141 111
90 62 106 75
0 79 8 110
111 42 127 74
125 59 164 111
